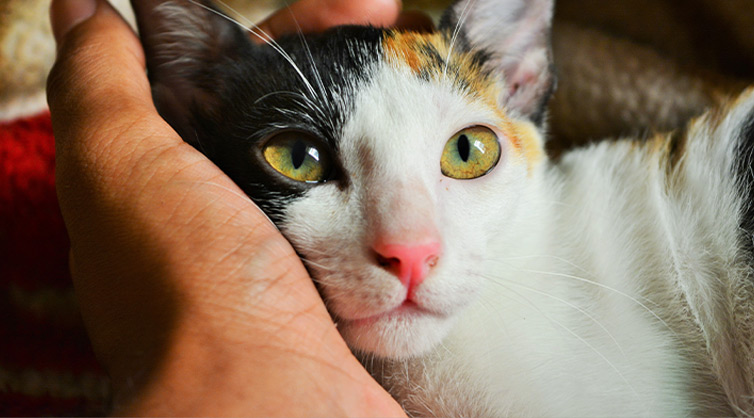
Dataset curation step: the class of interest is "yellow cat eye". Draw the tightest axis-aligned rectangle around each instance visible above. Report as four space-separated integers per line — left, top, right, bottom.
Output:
441 126 501 179
262 132 333 183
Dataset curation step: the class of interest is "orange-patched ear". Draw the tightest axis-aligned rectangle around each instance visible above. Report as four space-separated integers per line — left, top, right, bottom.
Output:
440 0 556 126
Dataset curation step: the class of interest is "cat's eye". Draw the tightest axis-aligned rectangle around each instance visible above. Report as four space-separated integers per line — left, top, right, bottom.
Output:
441 126 501 179
262 132 333 183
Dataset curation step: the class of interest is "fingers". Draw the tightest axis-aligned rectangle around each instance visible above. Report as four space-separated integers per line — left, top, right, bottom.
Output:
49 0 97 41
47 0 200 234
256 0 402 40
395 10 435 33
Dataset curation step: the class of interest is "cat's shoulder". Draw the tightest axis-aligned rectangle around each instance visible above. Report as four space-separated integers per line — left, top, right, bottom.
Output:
555 87 754 414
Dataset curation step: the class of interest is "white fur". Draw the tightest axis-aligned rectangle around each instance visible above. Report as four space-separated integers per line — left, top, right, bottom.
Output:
278 54 754 415
282 61 527 358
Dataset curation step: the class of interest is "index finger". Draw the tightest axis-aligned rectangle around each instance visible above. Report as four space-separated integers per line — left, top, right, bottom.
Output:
255 0 402 41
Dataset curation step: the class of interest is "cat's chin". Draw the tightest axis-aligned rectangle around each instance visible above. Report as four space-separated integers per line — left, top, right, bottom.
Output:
338 302 455 359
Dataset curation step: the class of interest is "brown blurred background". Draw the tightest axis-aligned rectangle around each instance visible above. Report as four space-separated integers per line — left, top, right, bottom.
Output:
549 0 753 155
2 0 752 148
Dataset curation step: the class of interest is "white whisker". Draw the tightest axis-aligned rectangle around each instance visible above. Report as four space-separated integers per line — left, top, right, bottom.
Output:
254 90 311 106
280 1 328 102
472 273 638 398
187 0 318 98
485 258 674 335
302 257 336 272
517 266 676 337
475 272 626 357
173 178 250 202
492 253 596 279
443 0 476 80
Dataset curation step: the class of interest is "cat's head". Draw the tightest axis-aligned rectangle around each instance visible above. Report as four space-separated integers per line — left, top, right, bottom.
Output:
136 0 555 358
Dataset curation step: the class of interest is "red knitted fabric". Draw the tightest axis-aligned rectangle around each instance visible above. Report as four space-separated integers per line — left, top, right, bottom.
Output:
0 112 110 416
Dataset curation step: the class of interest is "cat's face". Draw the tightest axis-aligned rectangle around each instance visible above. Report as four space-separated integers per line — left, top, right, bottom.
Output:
280 35 545 357
138 0 554 358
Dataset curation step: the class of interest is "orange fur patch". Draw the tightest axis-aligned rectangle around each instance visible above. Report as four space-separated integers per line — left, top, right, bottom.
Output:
381 30 545 170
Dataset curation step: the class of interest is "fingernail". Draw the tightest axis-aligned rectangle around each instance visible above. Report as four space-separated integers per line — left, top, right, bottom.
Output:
50 0 98 43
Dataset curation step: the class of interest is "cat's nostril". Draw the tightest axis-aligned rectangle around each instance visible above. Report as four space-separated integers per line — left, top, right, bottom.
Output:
372 242 442 290
377 253 400 269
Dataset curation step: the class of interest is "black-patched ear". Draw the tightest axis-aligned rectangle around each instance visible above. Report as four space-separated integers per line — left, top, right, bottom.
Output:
131 0 252 145
440 0 555 125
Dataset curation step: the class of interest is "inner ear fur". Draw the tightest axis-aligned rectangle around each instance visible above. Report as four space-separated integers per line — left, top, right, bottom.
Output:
440 0 556 125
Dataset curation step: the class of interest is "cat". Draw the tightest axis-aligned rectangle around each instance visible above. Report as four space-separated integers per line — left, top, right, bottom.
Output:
130 0 754 415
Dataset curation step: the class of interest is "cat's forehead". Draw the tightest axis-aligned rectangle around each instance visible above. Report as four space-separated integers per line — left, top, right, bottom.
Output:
225 27 546 186
199 26 543 218
381 31 496 103
337 30 543 173
242 27 504 131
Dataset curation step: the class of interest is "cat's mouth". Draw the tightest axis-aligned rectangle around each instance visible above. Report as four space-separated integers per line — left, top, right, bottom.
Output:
337 295 457 358
347 300 440 327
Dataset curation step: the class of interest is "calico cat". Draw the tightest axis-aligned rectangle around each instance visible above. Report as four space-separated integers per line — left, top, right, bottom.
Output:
130 0 754 415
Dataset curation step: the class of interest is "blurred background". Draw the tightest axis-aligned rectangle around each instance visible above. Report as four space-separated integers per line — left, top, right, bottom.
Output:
0 0 752 415
2 0 753 141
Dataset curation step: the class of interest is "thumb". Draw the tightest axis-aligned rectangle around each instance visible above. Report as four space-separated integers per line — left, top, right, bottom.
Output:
47 0 179 160
45 0 326 404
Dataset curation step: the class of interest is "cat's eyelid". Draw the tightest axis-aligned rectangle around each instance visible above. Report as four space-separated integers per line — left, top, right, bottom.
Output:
257 127 327 146
255 128 339 156
450 123 504 142
255 129 342 187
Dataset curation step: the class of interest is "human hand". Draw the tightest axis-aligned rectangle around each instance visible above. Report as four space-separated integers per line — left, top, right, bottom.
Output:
47 0 414 415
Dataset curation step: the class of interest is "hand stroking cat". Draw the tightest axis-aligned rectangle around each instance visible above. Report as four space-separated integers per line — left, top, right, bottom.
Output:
47 0 412 415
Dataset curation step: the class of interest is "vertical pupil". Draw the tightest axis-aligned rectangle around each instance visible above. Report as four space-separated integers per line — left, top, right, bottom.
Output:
291 140 307 169
457 134 470 162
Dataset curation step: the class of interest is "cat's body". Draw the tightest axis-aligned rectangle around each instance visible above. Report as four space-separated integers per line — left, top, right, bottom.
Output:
372 98 754 415
131 0 754 415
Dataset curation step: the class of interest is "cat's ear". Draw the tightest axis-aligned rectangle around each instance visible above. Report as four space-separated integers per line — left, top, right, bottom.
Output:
131 0 252 145
440 0 555 125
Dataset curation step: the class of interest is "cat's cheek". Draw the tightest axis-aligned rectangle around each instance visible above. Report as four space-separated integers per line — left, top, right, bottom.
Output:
414 273 485 314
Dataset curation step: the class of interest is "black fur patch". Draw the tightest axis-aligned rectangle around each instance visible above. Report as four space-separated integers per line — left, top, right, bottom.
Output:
156 25 385 223
735 108 754 260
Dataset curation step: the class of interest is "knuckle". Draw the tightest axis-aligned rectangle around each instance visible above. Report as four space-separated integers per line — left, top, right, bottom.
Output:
47 39 111 110
324 0 399 26
47 19 146 114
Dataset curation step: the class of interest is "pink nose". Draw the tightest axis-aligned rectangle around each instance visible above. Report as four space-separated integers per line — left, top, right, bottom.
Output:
373 241 442 291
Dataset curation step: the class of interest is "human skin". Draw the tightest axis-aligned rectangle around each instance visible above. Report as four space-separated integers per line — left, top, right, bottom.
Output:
47 0 417 415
